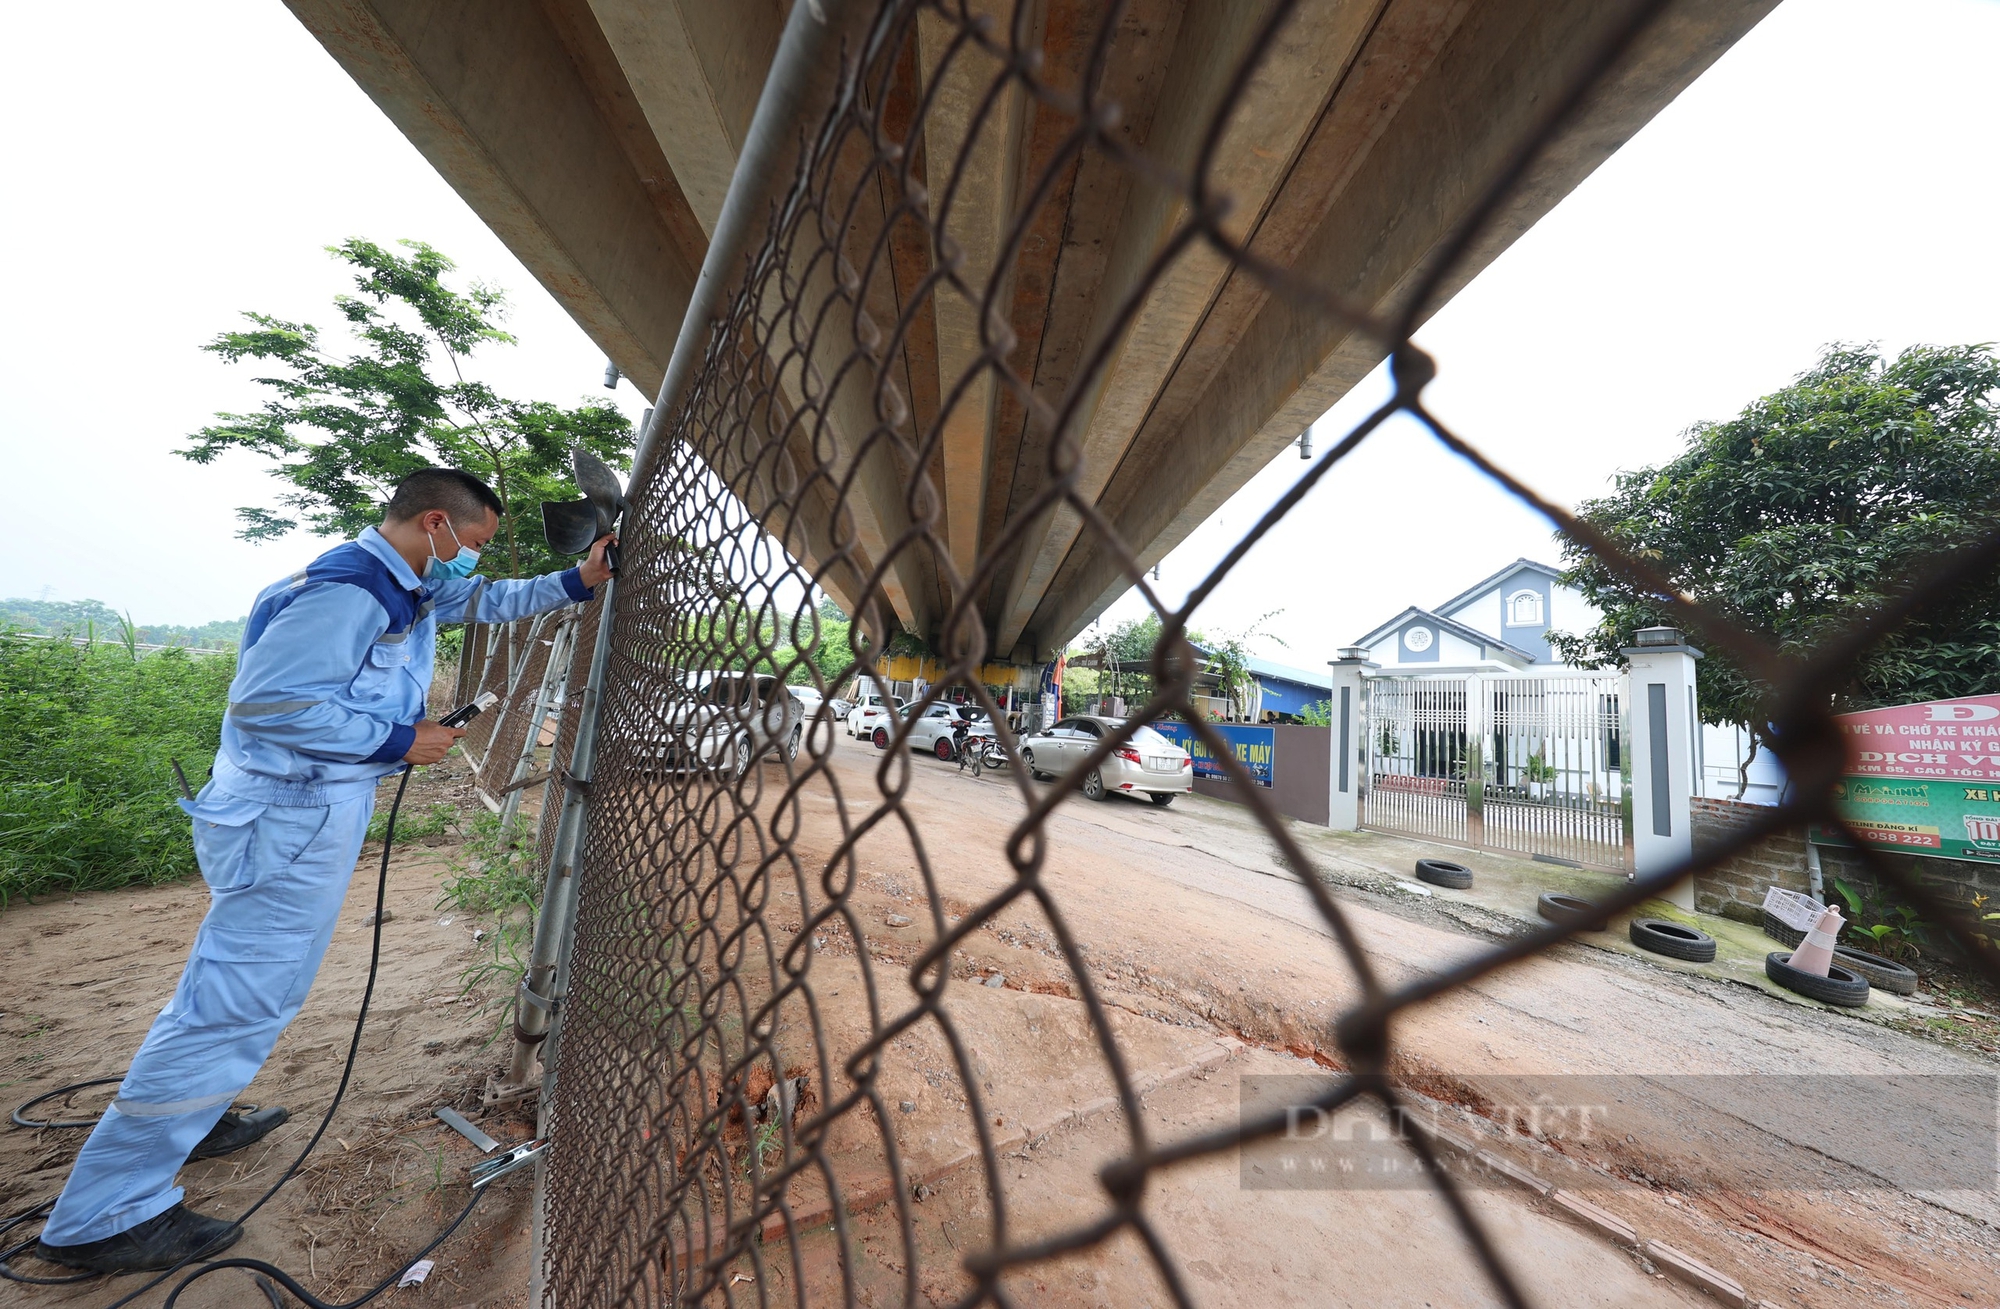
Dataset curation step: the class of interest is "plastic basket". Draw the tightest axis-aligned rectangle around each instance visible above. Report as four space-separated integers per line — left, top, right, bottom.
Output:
1761 887 1825 946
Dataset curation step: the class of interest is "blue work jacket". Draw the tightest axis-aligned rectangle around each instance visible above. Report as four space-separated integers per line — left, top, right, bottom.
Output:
202 527 591 806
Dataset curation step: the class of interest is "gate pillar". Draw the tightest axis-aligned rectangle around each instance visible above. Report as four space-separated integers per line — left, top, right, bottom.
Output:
1327 648 1376 829
1624 627 1705 906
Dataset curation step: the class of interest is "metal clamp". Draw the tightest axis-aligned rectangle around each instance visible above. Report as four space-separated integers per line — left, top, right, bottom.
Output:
470 1137 547 1188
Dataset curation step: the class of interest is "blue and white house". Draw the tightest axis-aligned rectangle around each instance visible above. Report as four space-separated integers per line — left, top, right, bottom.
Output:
1352 558 1785 803
1352 559 1600 672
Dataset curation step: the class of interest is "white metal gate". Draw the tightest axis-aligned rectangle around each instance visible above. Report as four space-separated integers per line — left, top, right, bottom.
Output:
1362 671 1631 871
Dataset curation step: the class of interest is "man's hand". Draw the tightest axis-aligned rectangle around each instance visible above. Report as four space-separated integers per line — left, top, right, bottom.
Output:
579 533 618 590
404 720 466 766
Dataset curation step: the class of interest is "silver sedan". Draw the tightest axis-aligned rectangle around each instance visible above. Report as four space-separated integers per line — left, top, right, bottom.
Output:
1019 716 1192 805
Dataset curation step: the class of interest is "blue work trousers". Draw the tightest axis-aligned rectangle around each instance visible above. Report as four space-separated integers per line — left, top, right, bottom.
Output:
41 791 375 1246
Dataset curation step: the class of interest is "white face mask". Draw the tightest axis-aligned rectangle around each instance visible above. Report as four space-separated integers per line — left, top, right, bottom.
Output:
425 518 482 580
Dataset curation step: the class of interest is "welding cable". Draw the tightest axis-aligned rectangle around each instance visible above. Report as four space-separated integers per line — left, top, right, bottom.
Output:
160 1186 484 1308
11 1077 124 1130
0 765 499 1306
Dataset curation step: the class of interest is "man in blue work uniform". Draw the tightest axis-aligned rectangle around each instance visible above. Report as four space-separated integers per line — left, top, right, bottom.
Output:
35 468 613 1273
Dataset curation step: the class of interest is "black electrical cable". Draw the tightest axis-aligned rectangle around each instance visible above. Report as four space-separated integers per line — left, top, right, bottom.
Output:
0 762 500 1306
11 1077 123 1130
162 1187 483 1309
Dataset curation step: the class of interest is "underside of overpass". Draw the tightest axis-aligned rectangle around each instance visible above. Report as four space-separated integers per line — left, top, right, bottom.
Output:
285 0 1777 663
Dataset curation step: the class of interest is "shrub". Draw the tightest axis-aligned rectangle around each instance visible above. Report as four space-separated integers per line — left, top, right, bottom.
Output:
0 634 234 907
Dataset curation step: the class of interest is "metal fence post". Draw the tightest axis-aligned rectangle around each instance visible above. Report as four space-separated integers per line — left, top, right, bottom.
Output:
1464 672 1487 848
488 583 616 1110
522 1 861 1292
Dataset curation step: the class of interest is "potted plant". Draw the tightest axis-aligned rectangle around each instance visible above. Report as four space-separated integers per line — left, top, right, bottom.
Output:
1524 746 1556 801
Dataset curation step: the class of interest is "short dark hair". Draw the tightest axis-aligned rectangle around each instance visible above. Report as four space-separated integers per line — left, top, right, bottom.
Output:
384 468 503 526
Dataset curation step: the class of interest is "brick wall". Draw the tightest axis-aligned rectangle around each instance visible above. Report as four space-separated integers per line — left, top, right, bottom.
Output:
1691 796 2000 950
1690 797 1810 922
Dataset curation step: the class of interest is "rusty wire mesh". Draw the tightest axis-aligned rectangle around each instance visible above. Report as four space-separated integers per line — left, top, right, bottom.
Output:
460 618 523 768
475 615 558 797
533 599 605 877
537 1 2000 1304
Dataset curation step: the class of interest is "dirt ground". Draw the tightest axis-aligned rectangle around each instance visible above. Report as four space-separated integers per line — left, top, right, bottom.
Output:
5 728 1997 1308
0 758 539 1308
708 726 2000 1309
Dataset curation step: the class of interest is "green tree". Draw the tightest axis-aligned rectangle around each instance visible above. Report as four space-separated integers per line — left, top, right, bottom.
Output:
1551 343 2000 755
181 239 633 578
1195 612 1287 719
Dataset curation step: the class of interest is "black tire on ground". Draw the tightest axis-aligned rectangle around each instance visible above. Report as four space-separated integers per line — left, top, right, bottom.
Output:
1414 858 1473 890
1536 892 1605 929
1833 946 1919 996
1149 792 1175 807
1022 748 1043 780
1629 917 1717 963
1766 951 1871 1007
787 724 802 760
873 727 890 750
935 737 955 761
1082 769 1107 801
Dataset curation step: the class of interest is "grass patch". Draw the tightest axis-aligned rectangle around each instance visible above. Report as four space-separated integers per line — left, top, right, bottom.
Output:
368 800 458 845
440 811 544 1042
0 633 234 908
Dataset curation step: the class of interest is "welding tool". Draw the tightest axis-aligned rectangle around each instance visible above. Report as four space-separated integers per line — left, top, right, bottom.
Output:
440 690 500 729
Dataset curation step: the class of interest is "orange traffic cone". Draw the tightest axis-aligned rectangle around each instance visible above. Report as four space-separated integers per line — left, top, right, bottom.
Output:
1788 904 1845 977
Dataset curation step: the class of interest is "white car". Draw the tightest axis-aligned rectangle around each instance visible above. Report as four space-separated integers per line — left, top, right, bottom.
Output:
1019 716 1192 805
867 702 987 758
631 672 804 779
846 693 905 738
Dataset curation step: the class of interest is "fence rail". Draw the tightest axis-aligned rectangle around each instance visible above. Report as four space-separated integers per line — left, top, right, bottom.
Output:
1362 672 1629 870
520 1 2000 1304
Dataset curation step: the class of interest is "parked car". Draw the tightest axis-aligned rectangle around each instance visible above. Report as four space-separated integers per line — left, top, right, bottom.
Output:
1019 716 1191 804
633 672 804 779
872 703 988 758
846 692 906 738
788 683 848 751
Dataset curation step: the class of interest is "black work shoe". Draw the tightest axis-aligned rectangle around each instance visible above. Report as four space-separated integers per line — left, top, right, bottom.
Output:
35 1204 241 1273
187 1106 291 1162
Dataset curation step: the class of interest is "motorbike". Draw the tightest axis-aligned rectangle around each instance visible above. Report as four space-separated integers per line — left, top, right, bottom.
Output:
957 724 1008 778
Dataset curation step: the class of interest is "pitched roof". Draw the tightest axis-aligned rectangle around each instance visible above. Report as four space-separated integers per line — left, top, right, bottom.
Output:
1432 558 1566 619
1351 606 1537 662
1242 653 1332 689
1172 643 1332 689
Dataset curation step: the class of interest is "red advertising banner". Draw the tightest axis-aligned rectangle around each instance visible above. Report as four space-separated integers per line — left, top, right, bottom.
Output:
1835 692 2000 783
1816 693 2000 863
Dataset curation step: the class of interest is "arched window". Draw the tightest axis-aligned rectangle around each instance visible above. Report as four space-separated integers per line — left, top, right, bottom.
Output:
1506 589 1544 628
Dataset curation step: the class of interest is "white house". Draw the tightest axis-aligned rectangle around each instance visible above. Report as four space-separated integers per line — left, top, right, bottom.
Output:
1352 558 1786 803
1353 559 1599 672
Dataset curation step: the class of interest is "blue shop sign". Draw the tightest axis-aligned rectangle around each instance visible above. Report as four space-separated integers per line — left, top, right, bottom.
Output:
1153 721 1275 787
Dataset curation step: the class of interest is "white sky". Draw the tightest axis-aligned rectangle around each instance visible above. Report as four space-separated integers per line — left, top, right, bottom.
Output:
4 0 1998 665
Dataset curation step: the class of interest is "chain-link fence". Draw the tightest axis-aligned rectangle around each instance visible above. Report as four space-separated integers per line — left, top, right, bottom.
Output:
533 1 2000 1304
